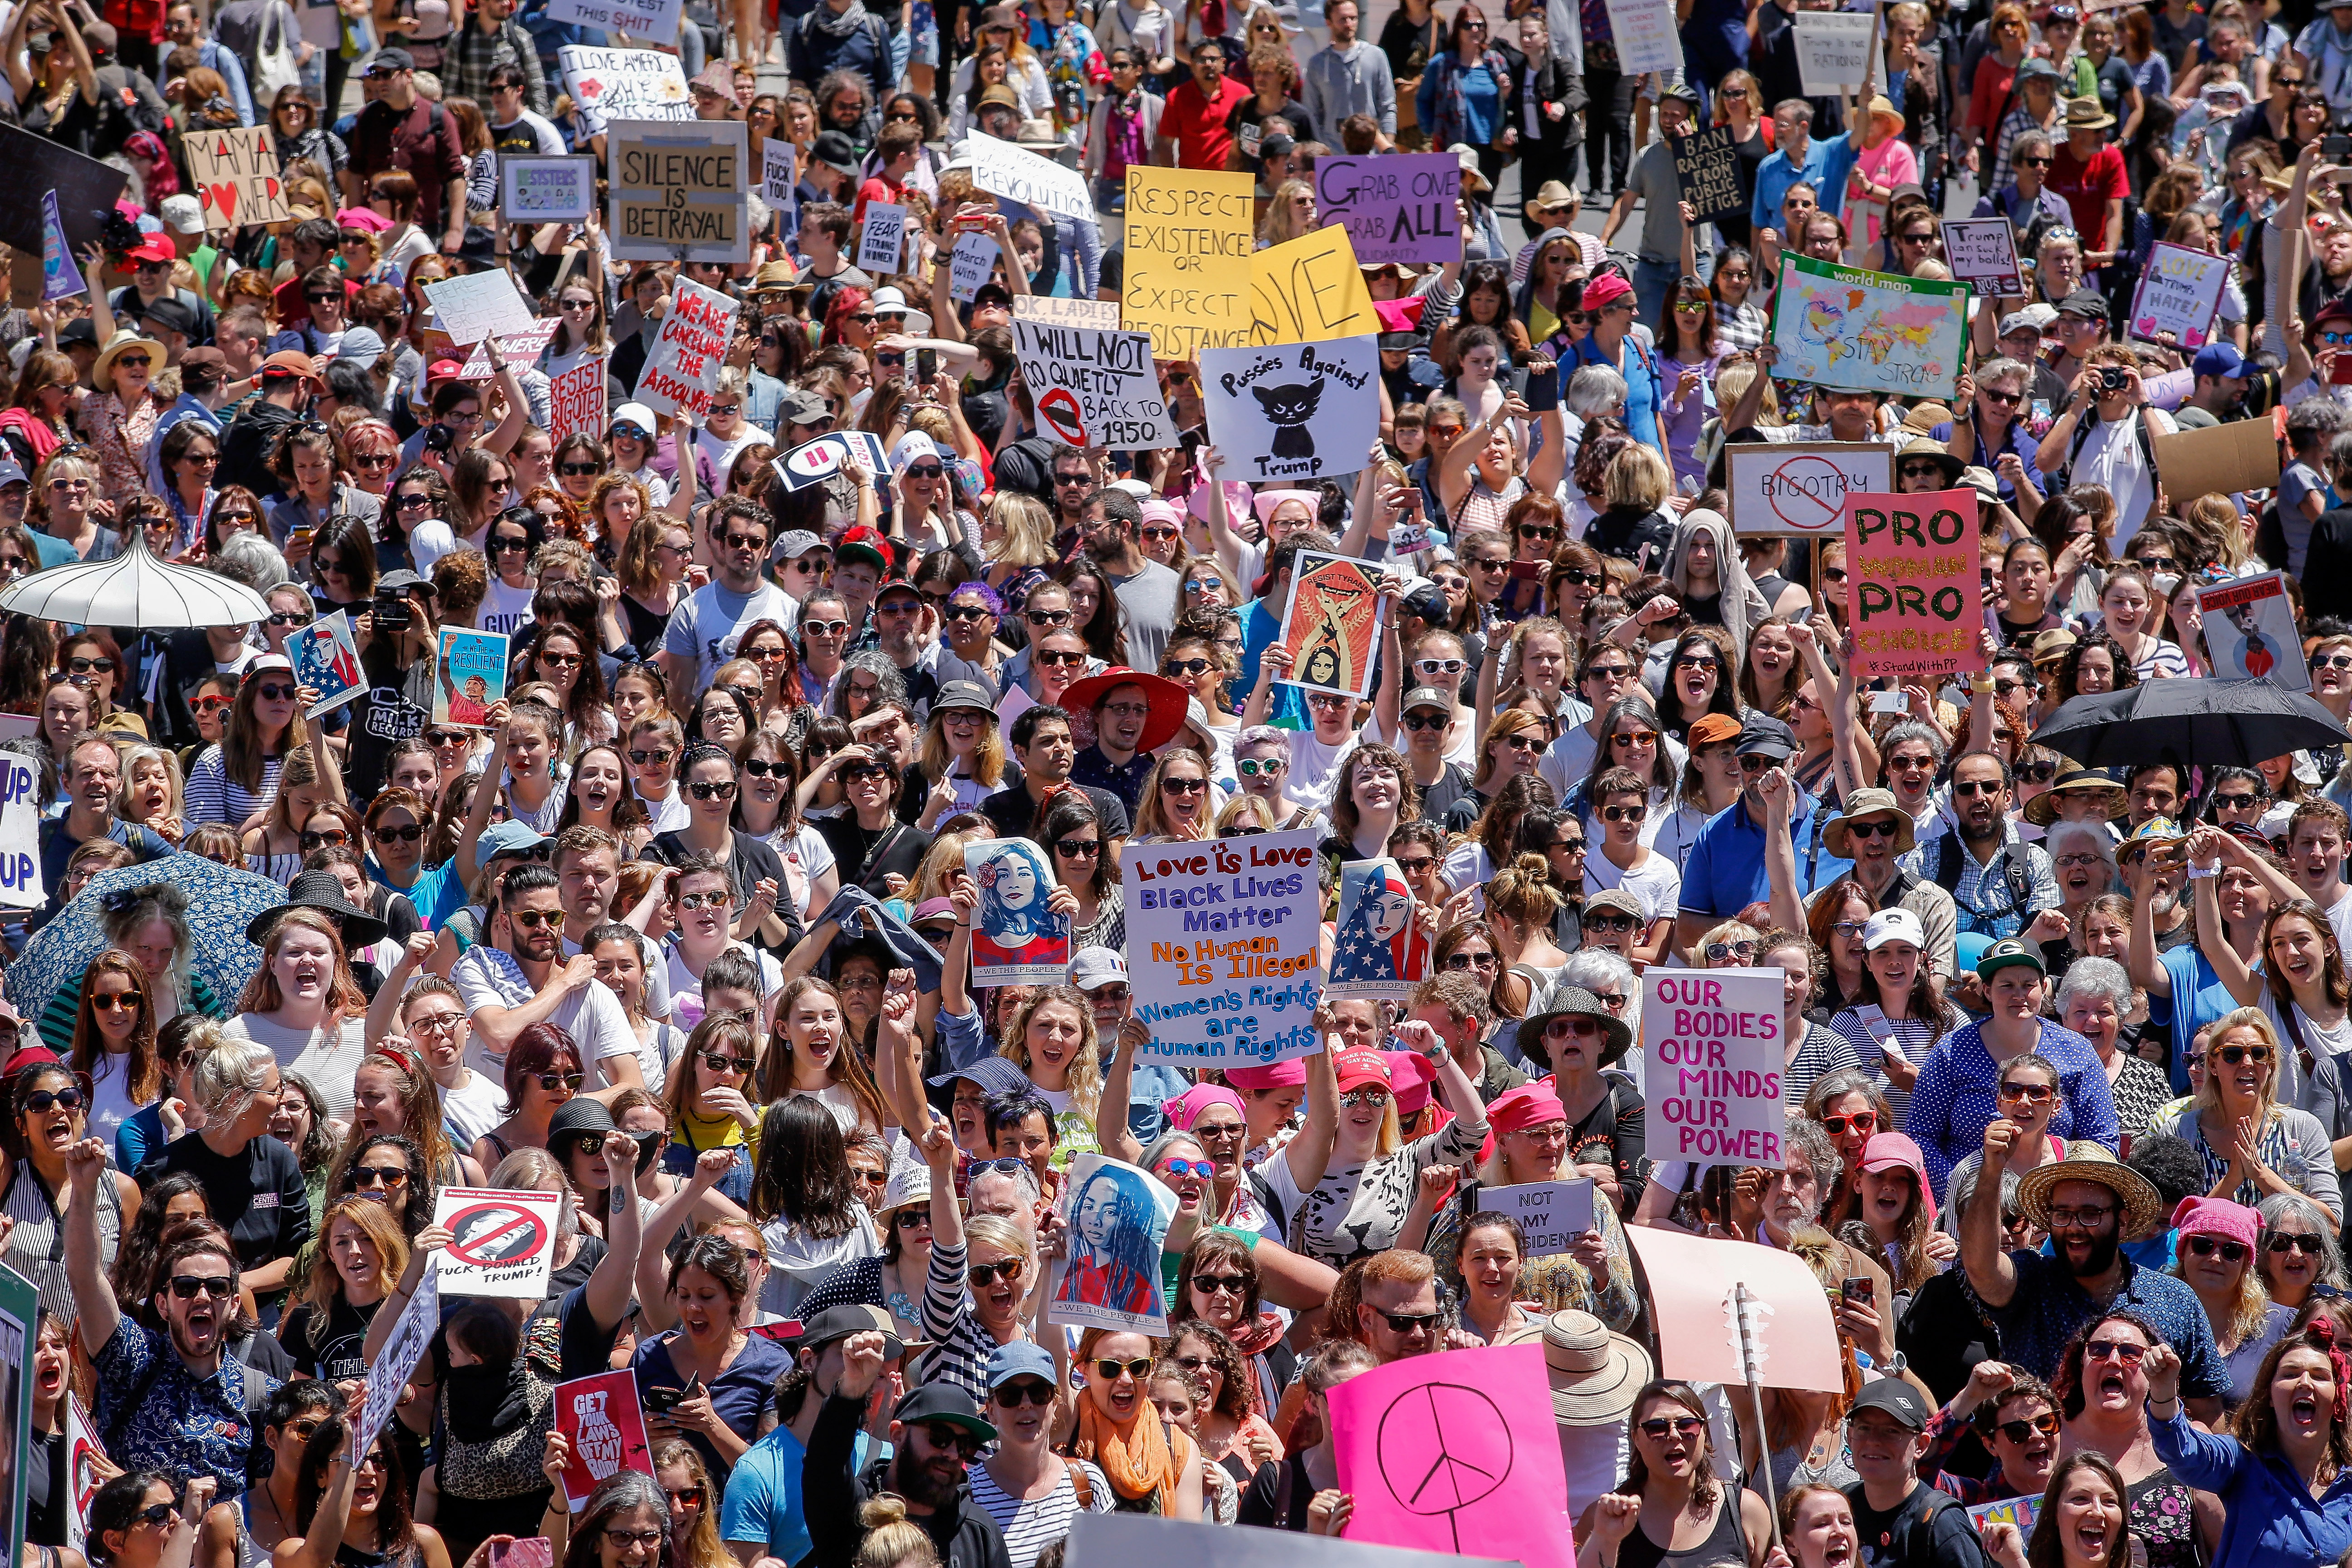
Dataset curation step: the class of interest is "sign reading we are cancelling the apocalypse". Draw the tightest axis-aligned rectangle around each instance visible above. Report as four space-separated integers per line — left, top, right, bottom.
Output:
1126 828 1324 1067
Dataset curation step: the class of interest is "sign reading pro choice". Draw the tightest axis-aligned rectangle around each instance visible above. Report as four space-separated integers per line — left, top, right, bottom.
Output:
1642 968 1785 1168
1843 487 1985 680
1127 828 1324 1067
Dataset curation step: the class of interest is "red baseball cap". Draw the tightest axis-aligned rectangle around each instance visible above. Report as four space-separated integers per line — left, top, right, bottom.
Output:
1333 1049 1391 1094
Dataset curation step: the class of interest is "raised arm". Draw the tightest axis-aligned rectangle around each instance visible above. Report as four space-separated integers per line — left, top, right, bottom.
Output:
578 1129 643 1333
632 1147 739 1333
479 339 528 458
1280 1011 1340 1192
62 1136 121 1356
2184 829 2265 1006
1958 1117 2022 1307
1100 1016 1147 1166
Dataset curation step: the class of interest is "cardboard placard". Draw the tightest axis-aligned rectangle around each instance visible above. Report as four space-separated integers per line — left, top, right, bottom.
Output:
0 754 40 910
289 610 364 717
457 318 561 378
1200 336 1382 484
608 119 750 264
1475 1180 1598 1258
1773 252 1968 397
1123 166 1254 360
1012 293 1121 328
558 46 693 136
554 1369 655 1509
1328 858 1430 998
1123 829 1324 1066
968 129 1096 224
501 156 599 222
1941 217 2024 296
549 360 606 444
546 0 682 44
1012 318 1178 450
1671 126 1745 226
1313 153 1461 267
634 274 740 420
1048 1153 1178 1333
964 838 1071 983
1726 440 1894 536
1844 487 1985 679
857 202 907 274
1250 225 1380 345
760 137 797 205
186 124 291 232
2128 240 2231 349
434 629 510 729
2151 417 2281 504
950 232 996 302
360 1268 439 1440
1622 1226 1846 1393
2196 570 2308 691
423 270 537 348
1792 10 1877 94
434 1186 563 1297
1603 0 1684 74
1642 967 1788 1168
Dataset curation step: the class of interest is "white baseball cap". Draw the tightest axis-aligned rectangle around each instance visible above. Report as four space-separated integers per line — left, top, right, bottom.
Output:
1070 947 1128 990
1863 907 1927 952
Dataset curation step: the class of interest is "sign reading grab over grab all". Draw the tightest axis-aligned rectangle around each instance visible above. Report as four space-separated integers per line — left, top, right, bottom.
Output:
1641 968 1786 1169
0 753 41 908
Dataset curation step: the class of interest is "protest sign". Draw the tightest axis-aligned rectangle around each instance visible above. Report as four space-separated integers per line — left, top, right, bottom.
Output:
1671 126 1744 225
1330 859 1429 998
1940 217 2024 295
1622 1227 1845 1392
458 318 560 378
186 124 291 231
1792 10 1876 93
760 137 797 205
1602 0 1682 73
360 1268 438 1440
1068 1513 1496 1568
0 754 40 910
2129 240 2231 348
1725 441 1893 536
64 1396 99 1557
1124 167 1254 360
1278 550 1387 698
858 202 906 274
502 156 598 222
1642 967 1787 1168
1124 828 1324 1067
0 1264 28 1556
2152 417 2281 503
634 275 740 420
964 838 1070 984
1012 318 1178 450
1200 336 1381 484
547 0 680 44
1251 226 1379 345
1013 294 1121 328
1968 1499 2043 1538
950 232 996 302
1049 1153 1178 1334
0 126 125 262
773 431 892 492
549 361 607 444
1844 488 1984 680
608 119 749 264
39 194 83 302
2196 571 2308 690
1773 253 1968 397
289 611 364 717
969 130 1096 224
434 629 510 729
1476 1180 1597 1258
554 1369 655 1509
434 1186 564 1297
1314 154 1461 267
8 249 39 312
1329 1343 1573 1568
559 46 692 135
423 270 536 348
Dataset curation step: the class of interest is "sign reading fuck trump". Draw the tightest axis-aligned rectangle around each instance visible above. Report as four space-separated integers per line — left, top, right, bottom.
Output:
1127 828 1325 1066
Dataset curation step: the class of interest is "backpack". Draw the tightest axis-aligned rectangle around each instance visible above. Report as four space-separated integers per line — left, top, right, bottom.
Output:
2058 400 2159 490
1931 833 2032 936
1871 1482 1996 1568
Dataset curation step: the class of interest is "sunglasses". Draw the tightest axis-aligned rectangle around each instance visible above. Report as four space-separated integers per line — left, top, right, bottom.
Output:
2185 1235 2250 1263
2217 1044 2274 1065
2082 1339 2148 1362
970 1258 1026 1286
1054 838 1102 858
1996 1411 2061 1444
2269 1233 2328 1255
89 993 141 1014
630 749 676 765
535 1072 587 1092
688 780 739 801
20 1087 83 1113
1378 1310 1443 1332
1997 1082 2057 1103
1818 1111 1877 1136
370 822 424 844
352 1165 410 1188
701 1051 756 1075
168 1274 235 1299
1192 1272 1251 1295
1638 1416 1704 1440
1093 1357 1155 1381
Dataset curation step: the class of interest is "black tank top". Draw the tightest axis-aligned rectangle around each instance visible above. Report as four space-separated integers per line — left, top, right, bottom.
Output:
1616 1493 1749 1568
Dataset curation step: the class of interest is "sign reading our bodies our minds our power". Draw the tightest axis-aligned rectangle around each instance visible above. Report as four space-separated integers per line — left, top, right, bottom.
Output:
1641 967 1787 1168
1125 828 1324 1067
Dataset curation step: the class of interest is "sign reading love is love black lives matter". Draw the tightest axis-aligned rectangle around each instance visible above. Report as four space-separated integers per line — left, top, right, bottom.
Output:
1125 829 1325 1067
607 119 750 265
1199 335 1381 483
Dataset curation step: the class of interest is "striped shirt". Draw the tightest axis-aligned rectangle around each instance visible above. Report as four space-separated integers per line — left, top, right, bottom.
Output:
183 745 284 828
1783 1020 1865 1111
968 1459 1112 1568
920 1235 1031 1404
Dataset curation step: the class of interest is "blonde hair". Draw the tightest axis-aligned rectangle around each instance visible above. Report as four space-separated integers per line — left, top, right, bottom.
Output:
303 1196 411 1310
2200 1008 2283 1130
853 1498 939 1568
115 745 185 828
985 491 1057 569
999 985 1102 1126
1716 359 1777 426
1604 445 1671 511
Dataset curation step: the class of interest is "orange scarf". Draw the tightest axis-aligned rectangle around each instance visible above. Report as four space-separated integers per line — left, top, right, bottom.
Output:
1074 1394 1197 1513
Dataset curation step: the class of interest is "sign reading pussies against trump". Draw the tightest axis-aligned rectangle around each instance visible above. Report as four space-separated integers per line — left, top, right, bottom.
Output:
1126 829 1323 1067
1199 337 1380 484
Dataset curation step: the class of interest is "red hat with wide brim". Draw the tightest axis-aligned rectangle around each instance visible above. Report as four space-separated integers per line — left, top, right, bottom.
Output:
1059 668 1191 753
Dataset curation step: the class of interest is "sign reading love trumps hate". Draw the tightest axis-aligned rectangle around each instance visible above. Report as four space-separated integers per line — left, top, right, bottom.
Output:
634 276 739 420
1126 828 1324 1066
1642 968 1785 1168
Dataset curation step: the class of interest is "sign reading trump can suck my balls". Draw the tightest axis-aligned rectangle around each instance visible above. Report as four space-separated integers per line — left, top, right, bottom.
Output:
1642 968 1786 1168
1126 828 1324 1066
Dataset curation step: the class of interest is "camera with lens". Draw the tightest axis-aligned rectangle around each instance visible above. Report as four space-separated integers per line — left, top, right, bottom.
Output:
2098 366 2131 392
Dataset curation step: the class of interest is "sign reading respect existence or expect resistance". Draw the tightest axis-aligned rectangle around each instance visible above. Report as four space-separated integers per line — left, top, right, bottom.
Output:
606 119 750 264
1842 486 1986 680
1125 828 1325 1066
1122 166 1254 361
1640 968 1786 1168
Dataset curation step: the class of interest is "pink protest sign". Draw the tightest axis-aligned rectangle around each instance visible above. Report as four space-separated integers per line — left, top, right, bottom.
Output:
1622 1226 1846 1394
554 1368 655 1509
1328 1343 1572 1568
549 361 607 444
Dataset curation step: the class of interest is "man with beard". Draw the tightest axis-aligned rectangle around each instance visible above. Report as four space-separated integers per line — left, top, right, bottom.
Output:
2117 820 2196 958
65 1136 282 1494
1068 678 1167 819
1899 751 2058 941
1048 448 1100 549
808 1327 1011 1568
1800 789 1960 980
725 1305 893 1565
979 707 1132 848
449 862 640 1082
1840 1381 1994 1568
1086 489 1180 671
1958 1136 2226 1422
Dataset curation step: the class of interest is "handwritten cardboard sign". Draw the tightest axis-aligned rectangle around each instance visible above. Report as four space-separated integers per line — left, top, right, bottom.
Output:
1314 153 1460 267
1124 166 1254 360
858 201 906 274
950 232 996 302
1013 293 1121 328
1012 318 1178 450
1623 1226 1846 1393
1844 487 1985 680
2151 417 2280 504
760 137 797 205
1941 217 2023 295
558 46 692 136
1250 225 1379 345
970 130 1096 223
423 270 536 348
1124 828 1324 1067
186 125 291 231
1475 1179 1597 1257
502 156 598 222
1726 440 1893 537
1641 967 1787 1169
547 0 681 44
608 119 749 264
1200 335 1381 483
2197 570 2308 691
634 274 739 420
1793 10 1876 93
1671 126 1744 225
2129 240 2231 349
554 1369 655 1509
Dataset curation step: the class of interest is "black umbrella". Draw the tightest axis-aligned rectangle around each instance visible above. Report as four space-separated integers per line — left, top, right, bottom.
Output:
2030 677 2352 769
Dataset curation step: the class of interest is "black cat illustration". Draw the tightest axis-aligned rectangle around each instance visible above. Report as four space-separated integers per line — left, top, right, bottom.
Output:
1251 378 1324 461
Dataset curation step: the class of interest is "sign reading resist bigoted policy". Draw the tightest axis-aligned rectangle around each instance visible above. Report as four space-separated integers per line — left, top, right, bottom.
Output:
1671 126 1744 224
1843 487 1985 680
1313 154 1460 266
1125 828 1324 1067
1642 967 1787 1168
607 119 749 264
1012 318 1179 450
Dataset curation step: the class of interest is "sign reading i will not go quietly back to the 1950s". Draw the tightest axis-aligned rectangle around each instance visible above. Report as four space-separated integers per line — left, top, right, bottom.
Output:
1843 487 1986 680
1124 828 1324 1068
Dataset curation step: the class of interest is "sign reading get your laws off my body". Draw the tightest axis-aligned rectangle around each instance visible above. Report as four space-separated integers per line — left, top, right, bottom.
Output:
607 120 749 265
1641 968 1786 1168
1843 487 1986 680
1126 828 1324 1067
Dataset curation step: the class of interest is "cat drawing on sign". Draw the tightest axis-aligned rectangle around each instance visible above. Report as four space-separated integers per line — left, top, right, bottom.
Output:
1253 378 1323 461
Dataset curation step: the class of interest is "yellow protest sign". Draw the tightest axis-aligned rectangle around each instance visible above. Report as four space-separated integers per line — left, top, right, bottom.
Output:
1122 166 1254 361
1250 226 1378 345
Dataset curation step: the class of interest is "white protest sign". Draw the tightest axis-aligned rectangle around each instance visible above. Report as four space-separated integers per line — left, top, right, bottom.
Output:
1793 11 1877 94
1123 828 1324 1067
1725 441 1893 536
2195 571 2309 691
1642 968 1788 1169
969 130 1097 225
951 232 996 302
423 270 536 348
1940 217 2023 295
1477 1180 1598 1258
2129 240 2232 349
0 753 41 909
634 274 739 420
858 202 907 274
434 1186 564 1297
549 360 606 444
502 156 598 222
64 1395 100 1556
559 45 692 136
609 119 750 265
1200 335 1382 485
760 137 797 205
360 1268 439 1438
1013 293 1121 328
458 318 560 378
1602 0 1683 75
547 0 681 44
772 431 892 491
1012 318 1180 450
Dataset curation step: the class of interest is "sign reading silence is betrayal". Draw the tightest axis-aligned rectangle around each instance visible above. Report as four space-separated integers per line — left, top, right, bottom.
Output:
1842 487 1986 681
606 119 750 265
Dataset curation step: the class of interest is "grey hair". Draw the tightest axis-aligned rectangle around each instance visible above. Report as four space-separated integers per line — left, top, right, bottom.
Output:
195 1037 280 1124
2054 956 2134 1019
2260 1192 2350 1288
1880 720 1949 767
832 651 907 715
968 1156 1042 1210
2013 129 2056 161
1235 725 1292 760
98 882 193 995
1784 1111 1842 1193
1567 365 1629 420
2042 821 2117 891
490 1146 580 1242
1139 1129 1207 1173
213 533 293 592
1950 1161 2024 1225
1975 356 2032 389
1559 948 1637 998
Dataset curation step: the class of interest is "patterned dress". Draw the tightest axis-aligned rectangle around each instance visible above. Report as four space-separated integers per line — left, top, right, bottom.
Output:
83 391 162 507
2125 1467 2202 1568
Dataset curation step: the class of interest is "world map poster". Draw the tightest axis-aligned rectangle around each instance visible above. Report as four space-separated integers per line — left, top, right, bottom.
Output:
1770 252 1969 400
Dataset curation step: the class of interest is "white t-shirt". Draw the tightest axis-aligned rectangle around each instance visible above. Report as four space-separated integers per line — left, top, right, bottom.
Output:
450 945 642 1085
478 577 538 639
490 109 568 155
765 822 838 920
1582 844 1683 923
1283 727 1357 812
224 1012 368 1122
664 940 786 1031
436 1067 507 1151
664 579 795 689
